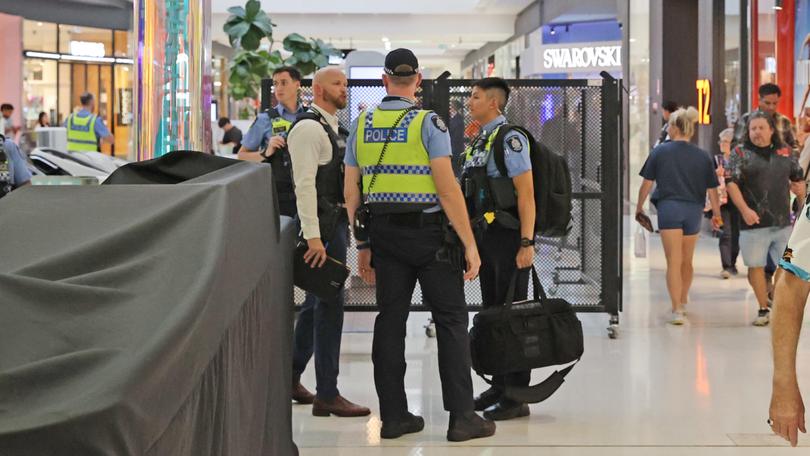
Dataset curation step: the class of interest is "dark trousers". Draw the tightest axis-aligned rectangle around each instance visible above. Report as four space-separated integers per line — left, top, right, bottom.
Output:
719 205 740 271
478 224 531 392
370 217 474 422
291 223 347 401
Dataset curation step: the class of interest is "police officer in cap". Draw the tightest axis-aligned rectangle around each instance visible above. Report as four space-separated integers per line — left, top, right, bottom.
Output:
239 66 307 217
344 48 496 442
0 134 32 199
462 77 535 421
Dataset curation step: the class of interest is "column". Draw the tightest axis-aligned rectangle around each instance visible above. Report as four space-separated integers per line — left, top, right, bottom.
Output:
133 0 212 161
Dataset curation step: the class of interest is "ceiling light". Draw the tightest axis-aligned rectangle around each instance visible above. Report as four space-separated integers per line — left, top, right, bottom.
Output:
550 26 556 36
382 37 389 42
774 0 783 10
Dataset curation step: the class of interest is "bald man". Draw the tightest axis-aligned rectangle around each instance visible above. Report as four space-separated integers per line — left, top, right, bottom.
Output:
286 67 370 417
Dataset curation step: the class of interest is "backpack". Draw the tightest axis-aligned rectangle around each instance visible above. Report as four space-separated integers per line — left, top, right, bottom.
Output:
492 125 573 238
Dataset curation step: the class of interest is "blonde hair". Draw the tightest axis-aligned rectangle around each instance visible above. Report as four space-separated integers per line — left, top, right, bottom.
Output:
668 107 700 139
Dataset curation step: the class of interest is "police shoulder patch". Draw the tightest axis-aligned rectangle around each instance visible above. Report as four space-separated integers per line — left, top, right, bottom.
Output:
432 115 448 133
506 135 523 153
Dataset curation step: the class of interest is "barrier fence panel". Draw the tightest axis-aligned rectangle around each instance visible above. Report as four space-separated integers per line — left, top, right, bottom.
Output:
261 77 623 328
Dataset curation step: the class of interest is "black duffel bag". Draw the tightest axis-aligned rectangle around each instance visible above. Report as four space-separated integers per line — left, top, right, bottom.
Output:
470 267 584 404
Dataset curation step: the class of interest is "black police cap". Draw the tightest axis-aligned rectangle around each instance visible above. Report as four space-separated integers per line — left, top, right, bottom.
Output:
384 48 419 77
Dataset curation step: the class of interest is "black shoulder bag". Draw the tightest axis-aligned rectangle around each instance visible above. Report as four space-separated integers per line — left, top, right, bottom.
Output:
353 108 415 241
469 267 583 404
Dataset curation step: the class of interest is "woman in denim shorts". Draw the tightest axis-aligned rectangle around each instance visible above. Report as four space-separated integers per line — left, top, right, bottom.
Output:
637 107 722 325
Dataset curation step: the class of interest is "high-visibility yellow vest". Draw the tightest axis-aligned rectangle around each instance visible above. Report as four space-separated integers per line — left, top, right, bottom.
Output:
66 114 98 152
356 108 438 214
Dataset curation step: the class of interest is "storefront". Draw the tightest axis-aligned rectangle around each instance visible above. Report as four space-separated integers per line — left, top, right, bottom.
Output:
21 20 133 156
519 20 624 80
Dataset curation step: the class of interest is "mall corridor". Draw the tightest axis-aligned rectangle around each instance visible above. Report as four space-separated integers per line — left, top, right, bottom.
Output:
292 230 810 455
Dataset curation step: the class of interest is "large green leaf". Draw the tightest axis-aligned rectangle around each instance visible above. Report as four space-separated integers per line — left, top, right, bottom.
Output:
240 27 262 50
252 15 274 36
226 6 246 17
226 21 250 40
245 0 260 20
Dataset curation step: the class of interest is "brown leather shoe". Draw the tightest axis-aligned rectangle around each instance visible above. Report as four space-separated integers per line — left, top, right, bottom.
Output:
312 395 371 417
292 382 315 404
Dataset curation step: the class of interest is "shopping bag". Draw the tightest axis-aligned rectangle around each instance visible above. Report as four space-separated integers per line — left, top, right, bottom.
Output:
634 225 647 258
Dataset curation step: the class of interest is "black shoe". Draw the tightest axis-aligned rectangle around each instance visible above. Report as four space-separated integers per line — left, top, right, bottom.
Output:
483 400 530 421
380 413 425 439
447 411 496 442
474 387 501 411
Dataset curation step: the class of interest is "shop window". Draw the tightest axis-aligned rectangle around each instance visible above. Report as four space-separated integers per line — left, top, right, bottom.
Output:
23 20 57 52
59 25 113 57
22 59 57 129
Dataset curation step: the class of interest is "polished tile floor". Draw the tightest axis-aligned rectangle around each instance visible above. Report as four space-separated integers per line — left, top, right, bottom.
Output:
293 230 810 455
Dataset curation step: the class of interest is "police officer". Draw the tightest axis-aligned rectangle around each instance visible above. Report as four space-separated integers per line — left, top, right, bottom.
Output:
0 134 32 199
65 93 114 152
286 67 370 418
344 48 495 442
239 66 307 217
461 77 535 421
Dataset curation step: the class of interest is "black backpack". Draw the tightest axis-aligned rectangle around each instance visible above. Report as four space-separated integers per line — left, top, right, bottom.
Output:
492 124 573 238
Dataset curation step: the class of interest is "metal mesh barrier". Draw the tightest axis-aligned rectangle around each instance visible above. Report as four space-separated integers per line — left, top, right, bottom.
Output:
261 77 623 318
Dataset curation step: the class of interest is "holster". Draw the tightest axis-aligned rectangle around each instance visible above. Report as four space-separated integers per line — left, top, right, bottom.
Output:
436 221 465 271
317 197 347 243
354 204 371 242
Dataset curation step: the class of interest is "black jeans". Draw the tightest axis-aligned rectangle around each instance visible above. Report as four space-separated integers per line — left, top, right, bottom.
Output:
370 216 475 422
478 224 531 393
291 223 347 400
719 205 740 271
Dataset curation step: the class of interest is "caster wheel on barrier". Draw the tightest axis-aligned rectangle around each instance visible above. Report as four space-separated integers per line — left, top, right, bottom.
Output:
607 325 619 339
425 321 437 338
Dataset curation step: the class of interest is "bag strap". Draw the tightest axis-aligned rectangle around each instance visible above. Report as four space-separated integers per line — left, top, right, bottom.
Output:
477 359 580 404
491 123 513 178
503 265 549 308
362 107 416 197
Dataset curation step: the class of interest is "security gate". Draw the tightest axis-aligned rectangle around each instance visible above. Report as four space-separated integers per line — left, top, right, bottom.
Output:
261 76 623 332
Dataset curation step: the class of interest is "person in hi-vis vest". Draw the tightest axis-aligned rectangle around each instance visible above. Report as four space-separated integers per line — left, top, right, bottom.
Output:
64 93 114 153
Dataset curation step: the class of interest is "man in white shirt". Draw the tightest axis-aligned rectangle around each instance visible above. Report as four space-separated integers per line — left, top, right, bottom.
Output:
286 66 370 418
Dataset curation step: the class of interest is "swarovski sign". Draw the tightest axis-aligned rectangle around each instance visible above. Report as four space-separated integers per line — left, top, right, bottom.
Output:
539 42 622 73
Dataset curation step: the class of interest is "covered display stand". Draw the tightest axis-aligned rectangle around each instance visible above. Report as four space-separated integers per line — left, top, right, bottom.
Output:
0 153 298 456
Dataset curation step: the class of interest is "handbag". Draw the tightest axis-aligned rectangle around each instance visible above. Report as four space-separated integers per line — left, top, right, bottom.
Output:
293 240 350 302
469 267 583 404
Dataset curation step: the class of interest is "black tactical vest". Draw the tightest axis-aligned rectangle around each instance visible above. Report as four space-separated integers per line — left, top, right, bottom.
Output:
289 109 348 240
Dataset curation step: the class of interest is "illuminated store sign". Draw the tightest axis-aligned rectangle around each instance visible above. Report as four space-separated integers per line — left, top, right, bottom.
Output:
696 79 711 125
70 41 106 58
541 42 622 72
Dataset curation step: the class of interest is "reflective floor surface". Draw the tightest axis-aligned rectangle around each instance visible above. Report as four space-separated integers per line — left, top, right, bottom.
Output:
293 230 810 455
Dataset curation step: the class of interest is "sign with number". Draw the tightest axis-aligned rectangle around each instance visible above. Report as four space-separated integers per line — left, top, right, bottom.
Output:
696 79 711 125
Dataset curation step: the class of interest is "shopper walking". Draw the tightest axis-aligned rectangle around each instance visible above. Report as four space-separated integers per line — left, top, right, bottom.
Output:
0 134 32 199
715 128 741 278
636 107 722 325
344 48 495 442
726 112 805 326
655 100 679 147
734 83 799 153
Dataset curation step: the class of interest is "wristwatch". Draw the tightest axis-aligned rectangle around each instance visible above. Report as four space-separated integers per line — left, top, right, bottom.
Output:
520 237 535 247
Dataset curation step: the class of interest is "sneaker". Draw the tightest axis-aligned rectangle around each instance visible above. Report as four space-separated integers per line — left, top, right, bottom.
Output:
721 270 731 279
753 308 770 326
668 311 686 326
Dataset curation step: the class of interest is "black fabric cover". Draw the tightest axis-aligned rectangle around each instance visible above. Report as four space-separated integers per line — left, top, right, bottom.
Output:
0 157 298 456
